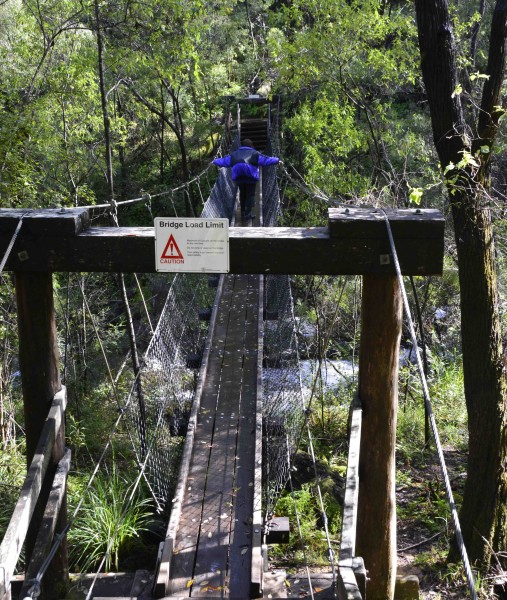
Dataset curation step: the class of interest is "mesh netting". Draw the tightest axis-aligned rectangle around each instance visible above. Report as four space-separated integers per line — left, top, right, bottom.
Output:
120 118 304 517
201 166 237 220
262 115 282 227
122 164 238 512
263 274 304 520
262 120 305 520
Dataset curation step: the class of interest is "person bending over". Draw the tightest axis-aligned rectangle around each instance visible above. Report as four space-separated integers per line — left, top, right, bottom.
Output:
213 139 280 222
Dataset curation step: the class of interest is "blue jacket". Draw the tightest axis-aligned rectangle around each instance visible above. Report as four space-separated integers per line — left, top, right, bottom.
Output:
213 146 279 183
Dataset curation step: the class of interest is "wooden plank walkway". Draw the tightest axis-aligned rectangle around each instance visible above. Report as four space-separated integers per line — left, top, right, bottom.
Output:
162 273 261 598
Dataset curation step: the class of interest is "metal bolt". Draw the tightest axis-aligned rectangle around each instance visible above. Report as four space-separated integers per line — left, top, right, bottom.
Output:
18 250 29 262
380 254 390 265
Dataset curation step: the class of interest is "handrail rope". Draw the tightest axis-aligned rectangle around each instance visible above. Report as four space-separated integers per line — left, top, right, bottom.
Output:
62 132 229 212
381 209 477 599
0 216 25 274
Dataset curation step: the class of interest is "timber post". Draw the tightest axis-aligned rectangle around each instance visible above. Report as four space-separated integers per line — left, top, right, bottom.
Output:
15 272 69 598
328 206 438 598
356 274 402 600
15 272 61 464
9 211 89 598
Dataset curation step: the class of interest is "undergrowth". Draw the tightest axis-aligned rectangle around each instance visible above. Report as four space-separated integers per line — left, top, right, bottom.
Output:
68 461 155 573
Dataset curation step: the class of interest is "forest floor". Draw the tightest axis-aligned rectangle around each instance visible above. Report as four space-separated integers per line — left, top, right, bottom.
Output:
396 446 473 598
275 447 475 599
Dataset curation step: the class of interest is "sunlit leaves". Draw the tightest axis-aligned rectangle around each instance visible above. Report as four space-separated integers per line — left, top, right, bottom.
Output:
286 93 370 198
267 0 419 92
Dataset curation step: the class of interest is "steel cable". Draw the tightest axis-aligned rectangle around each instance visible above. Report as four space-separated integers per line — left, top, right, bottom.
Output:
381 209 477 599
0 216 25 274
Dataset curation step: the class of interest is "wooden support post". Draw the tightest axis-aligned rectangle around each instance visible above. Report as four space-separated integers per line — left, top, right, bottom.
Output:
15 273 61 463
15 272 68 597
356 274 402 600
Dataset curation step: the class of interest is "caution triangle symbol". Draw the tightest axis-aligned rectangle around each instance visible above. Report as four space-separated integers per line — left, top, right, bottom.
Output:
161 234 184 259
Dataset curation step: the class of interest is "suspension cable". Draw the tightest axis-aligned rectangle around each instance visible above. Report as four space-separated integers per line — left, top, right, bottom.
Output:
61 134 228 213
381 209 477 599
0 216 25 274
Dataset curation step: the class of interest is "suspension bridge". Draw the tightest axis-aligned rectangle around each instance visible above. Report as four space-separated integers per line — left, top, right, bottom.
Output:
0 97 468 600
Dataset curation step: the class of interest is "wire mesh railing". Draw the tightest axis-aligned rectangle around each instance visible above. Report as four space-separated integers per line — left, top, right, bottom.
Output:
262 274 305 522
261 123 306 524
122 164 238 512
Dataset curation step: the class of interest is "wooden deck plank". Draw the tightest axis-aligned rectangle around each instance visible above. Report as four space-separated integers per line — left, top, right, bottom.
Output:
189 275 255 596
170 275 259 598
168 277 237 595
228 348 258 598
168 274 261 598
226 275 259 598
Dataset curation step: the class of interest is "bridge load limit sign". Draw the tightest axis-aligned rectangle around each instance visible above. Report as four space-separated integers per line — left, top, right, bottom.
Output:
155 218 229 273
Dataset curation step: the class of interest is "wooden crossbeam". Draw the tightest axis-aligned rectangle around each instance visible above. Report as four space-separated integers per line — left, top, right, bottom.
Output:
0 207 444 275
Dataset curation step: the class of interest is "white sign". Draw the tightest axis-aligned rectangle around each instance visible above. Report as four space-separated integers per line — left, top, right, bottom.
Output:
154 218 229 273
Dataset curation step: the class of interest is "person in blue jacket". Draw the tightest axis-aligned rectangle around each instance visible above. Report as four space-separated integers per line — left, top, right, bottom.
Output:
213 139 280 222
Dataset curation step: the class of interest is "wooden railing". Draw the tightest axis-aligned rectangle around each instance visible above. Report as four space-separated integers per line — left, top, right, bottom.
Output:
0 387 69 600
337 394 366 599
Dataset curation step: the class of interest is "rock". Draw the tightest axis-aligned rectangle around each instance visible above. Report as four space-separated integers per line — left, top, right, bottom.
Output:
395 574 420 600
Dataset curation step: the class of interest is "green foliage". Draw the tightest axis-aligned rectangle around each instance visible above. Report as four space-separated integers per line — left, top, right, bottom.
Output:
398 353 467 461
285 93 370 198
68 464 153 572
270 484 340 564
0 441 26 542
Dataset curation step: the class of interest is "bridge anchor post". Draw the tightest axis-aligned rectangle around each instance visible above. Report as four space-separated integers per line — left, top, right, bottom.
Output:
356 273 402 600
15 271 69 598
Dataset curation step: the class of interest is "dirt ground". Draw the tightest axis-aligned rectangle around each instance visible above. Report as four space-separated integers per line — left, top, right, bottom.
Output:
396 447 471 598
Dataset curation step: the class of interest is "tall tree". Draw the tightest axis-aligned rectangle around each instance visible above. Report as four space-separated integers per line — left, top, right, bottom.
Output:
414 0 507 568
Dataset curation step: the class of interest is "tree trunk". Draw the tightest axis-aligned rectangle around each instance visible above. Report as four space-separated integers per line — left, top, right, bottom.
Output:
94 6 147 457
415 0 507 568
451 189 507 564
